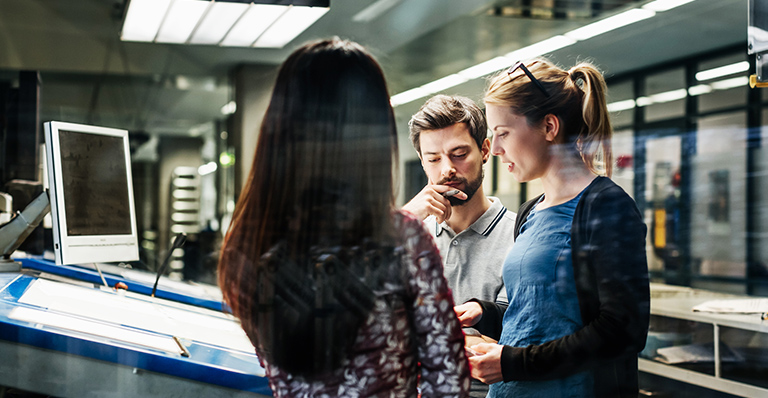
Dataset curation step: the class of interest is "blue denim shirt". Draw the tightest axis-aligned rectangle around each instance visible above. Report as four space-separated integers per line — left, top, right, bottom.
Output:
489 191 594 398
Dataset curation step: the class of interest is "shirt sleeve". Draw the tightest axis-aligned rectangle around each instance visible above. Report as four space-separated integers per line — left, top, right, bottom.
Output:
400 212 471 397
500 183 650 382
467 299 507 341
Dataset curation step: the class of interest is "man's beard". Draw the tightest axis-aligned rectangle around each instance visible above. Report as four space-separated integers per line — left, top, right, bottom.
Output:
438 168 483 206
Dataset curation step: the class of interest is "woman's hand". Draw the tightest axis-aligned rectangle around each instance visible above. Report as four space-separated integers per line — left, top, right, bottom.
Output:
454 301 483 327
468 343 504 384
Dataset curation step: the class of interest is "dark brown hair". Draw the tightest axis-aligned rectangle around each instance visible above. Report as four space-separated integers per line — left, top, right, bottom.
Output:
408 94 487 154
218 38 398 376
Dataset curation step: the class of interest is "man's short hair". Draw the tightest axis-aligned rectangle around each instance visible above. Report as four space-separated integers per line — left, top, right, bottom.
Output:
408 94 488 155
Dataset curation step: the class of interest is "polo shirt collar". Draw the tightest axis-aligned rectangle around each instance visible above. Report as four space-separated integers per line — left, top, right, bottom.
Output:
436 197 507 237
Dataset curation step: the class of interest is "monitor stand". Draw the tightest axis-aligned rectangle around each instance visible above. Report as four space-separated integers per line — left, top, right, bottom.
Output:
0 256 20 272
0 191 49 272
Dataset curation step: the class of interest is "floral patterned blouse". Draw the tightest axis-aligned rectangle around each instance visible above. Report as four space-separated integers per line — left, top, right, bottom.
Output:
260 210 470 397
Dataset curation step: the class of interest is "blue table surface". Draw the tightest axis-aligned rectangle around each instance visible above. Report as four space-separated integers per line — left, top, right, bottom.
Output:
17 256 226 312
0 272 271 395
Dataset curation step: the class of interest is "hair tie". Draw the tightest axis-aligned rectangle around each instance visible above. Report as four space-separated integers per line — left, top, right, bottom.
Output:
568 67 578 81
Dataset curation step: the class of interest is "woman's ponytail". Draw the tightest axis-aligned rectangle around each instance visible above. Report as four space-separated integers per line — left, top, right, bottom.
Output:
569 63 613 177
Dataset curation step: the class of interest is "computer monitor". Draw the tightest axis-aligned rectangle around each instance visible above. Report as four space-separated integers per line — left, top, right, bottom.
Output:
44 121 139 265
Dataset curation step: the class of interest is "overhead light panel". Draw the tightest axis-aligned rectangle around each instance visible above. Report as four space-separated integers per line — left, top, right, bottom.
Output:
254 6 330 48
189 2 249 45
390 0 701 107
688 84 713 96
642 0 695 12
506 35 577 61
636 88 687 106
565 9 655 41
122 0 330 48
710 76 749 90
156 0 210 43
606 99 636 112
419 74 470 95
649 88 688 103
221 4 287 47
457 56 514 79
695 61 750 81
121 0 172 42
390 87 431 107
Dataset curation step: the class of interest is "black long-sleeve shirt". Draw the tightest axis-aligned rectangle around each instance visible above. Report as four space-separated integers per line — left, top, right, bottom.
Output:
473 176 650 398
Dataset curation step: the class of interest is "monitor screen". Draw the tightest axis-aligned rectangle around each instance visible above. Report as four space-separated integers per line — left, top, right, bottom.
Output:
44 121 140 265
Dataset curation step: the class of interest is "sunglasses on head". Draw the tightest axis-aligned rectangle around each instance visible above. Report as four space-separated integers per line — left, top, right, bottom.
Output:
507 61 550 98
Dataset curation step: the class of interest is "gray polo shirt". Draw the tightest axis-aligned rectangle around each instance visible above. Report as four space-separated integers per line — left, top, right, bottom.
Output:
424 197 516 306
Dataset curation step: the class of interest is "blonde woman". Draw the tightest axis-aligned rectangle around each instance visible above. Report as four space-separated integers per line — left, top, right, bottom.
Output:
455 59 649 397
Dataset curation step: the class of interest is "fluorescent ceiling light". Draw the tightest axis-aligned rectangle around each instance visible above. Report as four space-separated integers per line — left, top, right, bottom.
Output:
122 1 329 48
642 0 695 12
636 88 687 106
649 88 687 103
688 84 713 96
457 56 513 79
506 35 577 61
607 99 636 112
352 0 403 23
695 61 750 81
254 6 329 48
221 4 287 47
390 0 693 108
419 74 470 94
565 9 655 41
710 76 749 90
636 96 652 107
156 0 210 43
121 0 172 42
390 87 431 107
190 2 249 45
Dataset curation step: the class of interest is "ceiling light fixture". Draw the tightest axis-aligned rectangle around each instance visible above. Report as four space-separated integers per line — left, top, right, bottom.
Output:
710 76 750 90
688 84 713 96
419 74 470 95
254 5 330 48
606 99 636 112
506 35 577 61
390 87 432 107
457 56 515 80
189 2 249 45
390 1 701 107
635 88 687 107
642 0 695 12
390 36 578 107
156 0 210 43
564 9 655 41
695 61 750 81
121 0 330 48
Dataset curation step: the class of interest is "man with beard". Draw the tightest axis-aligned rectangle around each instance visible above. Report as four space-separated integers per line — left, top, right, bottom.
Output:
404 94 516 311
404 95 516 397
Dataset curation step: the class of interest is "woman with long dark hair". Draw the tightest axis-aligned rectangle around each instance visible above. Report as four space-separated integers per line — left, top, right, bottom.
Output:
218 38 470 397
